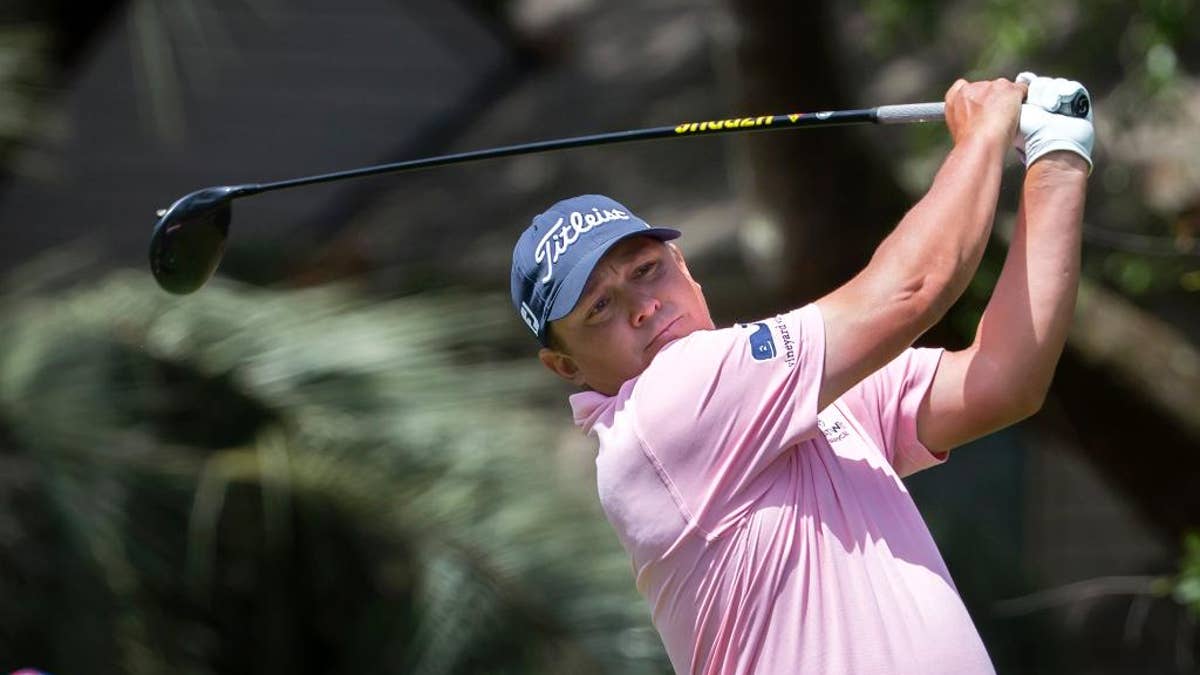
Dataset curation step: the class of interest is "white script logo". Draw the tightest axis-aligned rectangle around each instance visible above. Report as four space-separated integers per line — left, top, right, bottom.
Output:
534 208 632 282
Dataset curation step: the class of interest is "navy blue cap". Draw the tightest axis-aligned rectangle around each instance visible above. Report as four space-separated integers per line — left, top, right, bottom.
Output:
511 195 680 346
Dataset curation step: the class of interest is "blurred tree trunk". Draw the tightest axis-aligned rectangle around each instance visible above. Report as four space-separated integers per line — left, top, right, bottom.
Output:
1048 280 1200 537
727 0 911 301
727 0 1200 536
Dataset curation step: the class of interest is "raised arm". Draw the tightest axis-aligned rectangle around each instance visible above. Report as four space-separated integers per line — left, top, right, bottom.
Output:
814 78 1026 410
917 154 1088 452
916 74 1094 453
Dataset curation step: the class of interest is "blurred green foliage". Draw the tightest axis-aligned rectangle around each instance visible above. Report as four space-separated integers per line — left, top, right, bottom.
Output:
862 0 1200 300
1176 531 1200 615
0 272 668 674
0 23 52 166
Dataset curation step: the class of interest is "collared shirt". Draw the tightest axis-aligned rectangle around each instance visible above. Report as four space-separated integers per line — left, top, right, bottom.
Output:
569 304 994 675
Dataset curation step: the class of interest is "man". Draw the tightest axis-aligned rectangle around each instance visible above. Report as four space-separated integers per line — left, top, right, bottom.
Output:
509 74 1092 674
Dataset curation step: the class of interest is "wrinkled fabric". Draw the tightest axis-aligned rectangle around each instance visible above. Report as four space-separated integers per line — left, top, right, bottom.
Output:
570 304 994 675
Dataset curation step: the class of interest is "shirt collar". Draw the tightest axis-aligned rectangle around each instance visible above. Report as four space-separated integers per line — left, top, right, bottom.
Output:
568 390 614 433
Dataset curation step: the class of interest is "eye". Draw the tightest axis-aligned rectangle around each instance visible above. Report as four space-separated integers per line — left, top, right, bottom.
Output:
587 295 609 318
633 260 658 278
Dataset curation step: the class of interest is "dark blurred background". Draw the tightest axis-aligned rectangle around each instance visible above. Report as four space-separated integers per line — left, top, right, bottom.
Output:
0 0 1197 673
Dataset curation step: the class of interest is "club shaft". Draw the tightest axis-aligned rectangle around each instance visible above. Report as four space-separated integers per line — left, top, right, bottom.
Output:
247 103 946 195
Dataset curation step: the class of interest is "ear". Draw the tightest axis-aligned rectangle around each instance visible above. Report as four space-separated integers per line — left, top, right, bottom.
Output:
539 347 587 386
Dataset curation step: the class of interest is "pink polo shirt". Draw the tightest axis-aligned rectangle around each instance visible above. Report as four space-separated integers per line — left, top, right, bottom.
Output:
569 304 994 675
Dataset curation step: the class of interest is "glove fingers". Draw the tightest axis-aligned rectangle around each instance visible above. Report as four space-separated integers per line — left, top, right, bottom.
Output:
1011 72 1095 172
1031 79 1091 118
1026 78 1060 110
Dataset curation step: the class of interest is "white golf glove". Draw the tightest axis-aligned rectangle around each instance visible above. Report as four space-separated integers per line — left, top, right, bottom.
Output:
1013 71 1095 172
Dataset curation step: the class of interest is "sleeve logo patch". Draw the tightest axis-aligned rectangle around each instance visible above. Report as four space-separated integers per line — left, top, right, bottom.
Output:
741 322 778 361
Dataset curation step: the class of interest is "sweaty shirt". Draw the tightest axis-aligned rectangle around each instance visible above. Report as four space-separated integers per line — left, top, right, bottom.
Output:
569 304 995 675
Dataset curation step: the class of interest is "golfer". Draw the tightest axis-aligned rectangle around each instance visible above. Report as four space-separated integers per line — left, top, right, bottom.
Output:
510 73 1092 674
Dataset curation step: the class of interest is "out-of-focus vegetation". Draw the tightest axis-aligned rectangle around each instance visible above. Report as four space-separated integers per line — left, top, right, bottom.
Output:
0 270 666 674
0 0 123 170
0 23 51 167
1176 532 1200 614
854 0 1200 298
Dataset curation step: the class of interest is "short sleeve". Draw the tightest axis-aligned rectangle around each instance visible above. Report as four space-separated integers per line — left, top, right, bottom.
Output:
629 304 825 535
839 347 946 477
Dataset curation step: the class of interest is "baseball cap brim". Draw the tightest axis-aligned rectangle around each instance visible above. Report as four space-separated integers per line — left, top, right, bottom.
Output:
543 227 681 327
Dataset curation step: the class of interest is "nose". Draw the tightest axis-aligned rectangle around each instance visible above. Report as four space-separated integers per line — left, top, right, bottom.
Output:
628 291 660 328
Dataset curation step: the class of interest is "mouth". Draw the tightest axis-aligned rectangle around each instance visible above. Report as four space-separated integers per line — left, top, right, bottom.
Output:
646 316 682 353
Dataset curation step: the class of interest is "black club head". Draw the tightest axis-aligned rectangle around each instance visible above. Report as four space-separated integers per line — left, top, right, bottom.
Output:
149 186 239 294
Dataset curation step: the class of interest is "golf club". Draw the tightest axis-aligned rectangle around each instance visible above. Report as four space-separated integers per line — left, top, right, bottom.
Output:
149 93 1088 295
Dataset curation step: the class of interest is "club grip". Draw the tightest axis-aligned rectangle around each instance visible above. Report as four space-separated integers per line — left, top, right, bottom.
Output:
875 102 946 124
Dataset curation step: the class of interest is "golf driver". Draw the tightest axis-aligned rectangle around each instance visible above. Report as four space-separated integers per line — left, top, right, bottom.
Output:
149 93 1088 294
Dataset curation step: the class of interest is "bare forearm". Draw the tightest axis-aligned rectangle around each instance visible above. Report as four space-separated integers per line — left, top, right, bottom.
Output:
816 135 1008 410
868 133 1007 324
815 77 1027 411
912 74 1094 453
973 153 1088 410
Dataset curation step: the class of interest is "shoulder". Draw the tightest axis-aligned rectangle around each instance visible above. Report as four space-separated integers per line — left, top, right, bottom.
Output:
646 304 819 370
630 304 823 417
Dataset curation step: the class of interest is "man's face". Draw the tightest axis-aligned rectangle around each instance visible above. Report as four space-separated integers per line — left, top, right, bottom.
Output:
539 236 714 395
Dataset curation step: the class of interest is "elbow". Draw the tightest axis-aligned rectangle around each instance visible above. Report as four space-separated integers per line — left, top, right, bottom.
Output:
1001 369 1053 425
893 268 958 328
972 350 1052 427
1011 386 1047 423
863 239 962 330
